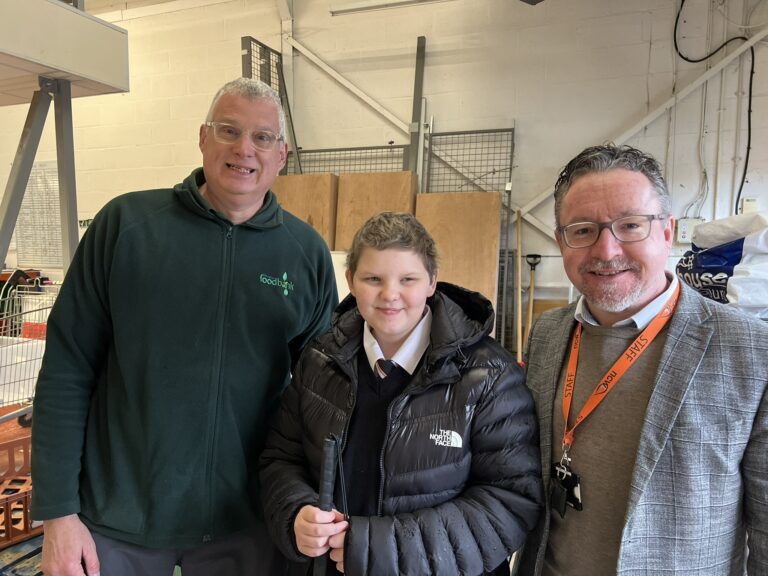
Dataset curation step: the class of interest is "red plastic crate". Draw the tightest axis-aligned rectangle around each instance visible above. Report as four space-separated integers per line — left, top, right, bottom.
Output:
20 323 47 340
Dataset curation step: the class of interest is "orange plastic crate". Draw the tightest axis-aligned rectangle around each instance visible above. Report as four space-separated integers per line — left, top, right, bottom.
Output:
0 436 42 549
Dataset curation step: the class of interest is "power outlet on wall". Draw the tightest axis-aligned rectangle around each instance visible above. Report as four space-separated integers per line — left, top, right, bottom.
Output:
676 217 704 244
741 197 759 214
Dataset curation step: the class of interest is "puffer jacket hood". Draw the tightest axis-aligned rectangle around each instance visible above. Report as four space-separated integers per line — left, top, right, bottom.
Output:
326 281 494 375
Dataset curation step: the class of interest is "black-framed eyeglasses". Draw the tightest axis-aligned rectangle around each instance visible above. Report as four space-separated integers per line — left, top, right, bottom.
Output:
205 121 284 151
557 214 669 249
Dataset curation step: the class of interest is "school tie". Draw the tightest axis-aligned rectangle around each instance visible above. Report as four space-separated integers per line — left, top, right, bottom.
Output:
374 359 397 380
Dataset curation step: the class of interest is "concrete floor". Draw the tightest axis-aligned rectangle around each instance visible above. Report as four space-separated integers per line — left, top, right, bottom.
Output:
0 537 183 575
0 535 42 575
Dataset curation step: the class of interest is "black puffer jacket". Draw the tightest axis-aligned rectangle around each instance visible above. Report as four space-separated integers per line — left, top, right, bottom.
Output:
260 282 543 576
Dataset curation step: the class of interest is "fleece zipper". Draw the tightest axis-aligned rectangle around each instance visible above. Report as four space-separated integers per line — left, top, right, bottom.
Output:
202 222 235 542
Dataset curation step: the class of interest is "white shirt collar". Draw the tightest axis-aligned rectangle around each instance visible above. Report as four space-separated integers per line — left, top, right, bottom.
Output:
574 272 678 329
363 307 432 375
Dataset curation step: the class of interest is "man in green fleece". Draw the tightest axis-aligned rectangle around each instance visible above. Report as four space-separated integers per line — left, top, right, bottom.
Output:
31 78 338 576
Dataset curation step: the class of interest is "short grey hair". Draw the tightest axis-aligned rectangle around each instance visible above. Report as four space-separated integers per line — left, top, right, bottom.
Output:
553 144 671 227
205 77 286 139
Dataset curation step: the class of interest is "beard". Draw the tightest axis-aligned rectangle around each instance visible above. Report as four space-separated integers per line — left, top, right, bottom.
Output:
577 257 644 313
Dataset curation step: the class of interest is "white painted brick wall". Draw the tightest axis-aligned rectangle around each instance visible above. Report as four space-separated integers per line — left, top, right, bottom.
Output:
0 0 764 296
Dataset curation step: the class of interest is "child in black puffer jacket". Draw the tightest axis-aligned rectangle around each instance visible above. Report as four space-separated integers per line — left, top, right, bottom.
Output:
260 212 543 576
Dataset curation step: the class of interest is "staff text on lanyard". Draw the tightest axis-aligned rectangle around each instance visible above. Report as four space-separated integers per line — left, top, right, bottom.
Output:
550 284 680 518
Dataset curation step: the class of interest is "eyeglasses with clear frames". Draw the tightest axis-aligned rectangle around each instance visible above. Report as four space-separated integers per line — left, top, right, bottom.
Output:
205 121 284 152
557 214 669 249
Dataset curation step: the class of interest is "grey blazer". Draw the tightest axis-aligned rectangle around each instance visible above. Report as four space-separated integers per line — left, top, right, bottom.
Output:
518 283 768 575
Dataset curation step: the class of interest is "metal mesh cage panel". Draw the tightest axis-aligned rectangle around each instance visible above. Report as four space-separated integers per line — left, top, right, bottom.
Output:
424 129 514 193
284 146 408 175
237 42 519 351
242 37 281 92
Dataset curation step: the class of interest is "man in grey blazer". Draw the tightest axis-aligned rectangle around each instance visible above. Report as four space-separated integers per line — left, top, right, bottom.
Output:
519 144 768 575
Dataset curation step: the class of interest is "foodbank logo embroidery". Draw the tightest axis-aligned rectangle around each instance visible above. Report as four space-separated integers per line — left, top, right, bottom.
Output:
260 272 294 296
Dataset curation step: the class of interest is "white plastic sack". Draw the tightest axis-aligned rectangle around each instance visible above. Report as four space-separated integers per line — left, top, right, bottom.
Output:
676 212 768 320
691 212 768 247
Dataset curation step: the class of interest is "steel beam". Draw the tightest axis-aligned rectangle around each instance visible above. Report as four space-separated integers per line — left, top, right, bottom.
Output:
53 78 79 269
283 35 409 133
280 14 295 105
275 2 300 172
407 36 426 174
275 0 292 20
240 36 252 79
0 84 52 269
329 0 457 16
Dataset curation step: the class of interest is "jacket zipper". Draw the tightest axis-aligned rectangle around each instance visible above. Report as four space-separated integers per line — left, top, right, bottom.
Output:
376 368 452 515
203 223 234 542
333 352 358 517
337 388 356 506
377 391 408 516
335 355 439 516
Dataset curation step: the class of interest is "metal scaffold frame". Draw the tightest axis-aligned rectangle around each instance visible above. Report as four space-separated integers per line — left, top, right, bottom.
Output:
0 78 79 272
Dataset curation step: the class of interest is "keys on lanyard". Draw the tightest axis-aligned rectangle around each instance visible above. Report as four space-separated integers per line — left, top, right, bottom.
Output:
550 448 582 518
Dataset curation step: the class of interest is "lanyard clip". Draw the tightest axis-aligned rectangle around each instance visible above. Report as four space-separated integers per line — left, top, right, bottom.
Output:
555 445 573 481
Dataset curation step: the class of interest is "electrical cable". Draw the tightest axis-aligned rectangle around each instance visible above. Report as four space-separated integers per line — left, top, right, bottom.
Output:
674 0 756 215
734 43 754 216
675 0 748 63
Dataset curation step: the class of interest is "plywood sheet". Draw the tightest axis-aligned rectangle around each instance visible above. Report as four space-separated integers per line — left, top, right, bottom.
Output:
526 298 570 344
334 172 417 251
533 299 570 316
416 192 502 310
272 173 338 250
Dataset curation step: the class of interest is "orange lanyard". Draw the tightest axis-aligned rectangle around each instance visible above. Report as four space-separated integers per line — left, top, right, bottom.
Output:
561 284 680 454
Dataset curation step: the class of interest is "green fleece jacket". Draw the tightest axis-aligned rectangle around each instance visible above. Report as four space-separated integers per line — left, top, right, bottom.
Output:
31 168 338 548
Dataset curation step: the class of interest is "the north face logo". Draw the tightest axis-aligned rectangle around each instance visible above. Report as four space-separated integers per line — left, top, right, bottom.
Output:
429 429 462 448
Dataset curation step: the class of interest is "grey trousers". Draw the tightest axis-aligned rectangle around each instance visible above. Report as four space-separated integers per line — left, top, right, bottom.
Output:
91 526 284 576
